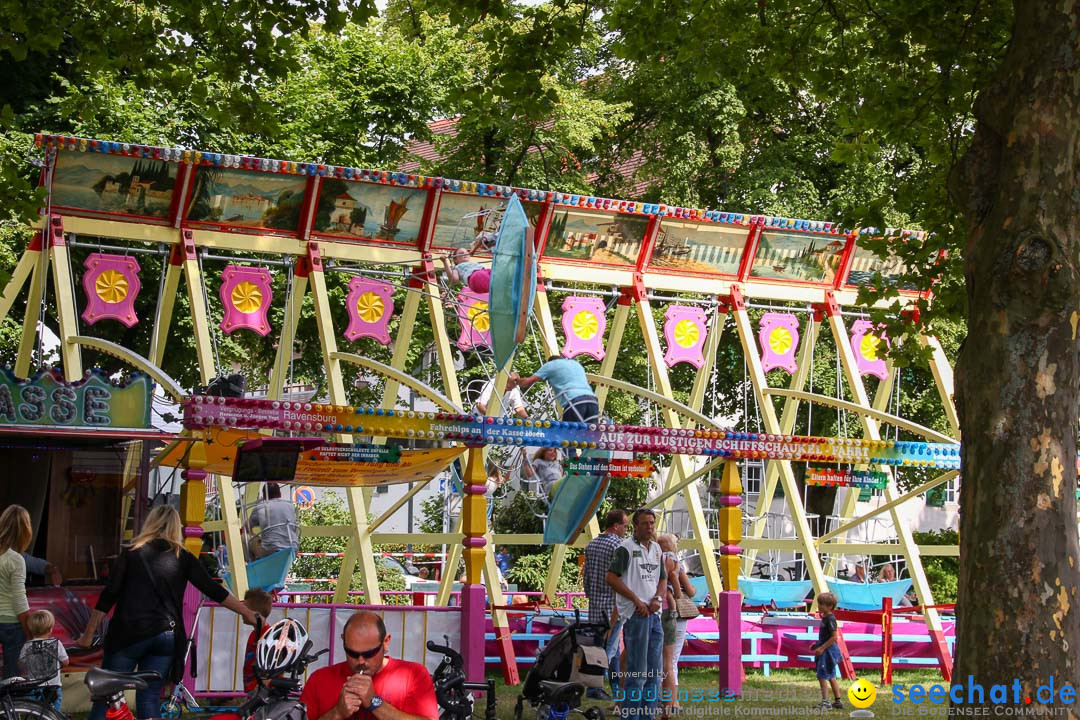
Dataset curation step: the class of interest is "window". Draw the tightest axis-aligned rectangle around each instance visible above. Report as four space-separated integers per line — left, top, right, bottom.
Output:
944 476 960 505
741 460 765 497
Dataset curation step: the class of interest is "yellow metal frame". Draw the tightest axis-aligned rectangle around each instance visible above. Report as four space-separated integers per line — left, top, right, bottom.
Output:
742 311 820 575
10 174 962 661
634 294 725 603
729 293 831 598
822 306 948 639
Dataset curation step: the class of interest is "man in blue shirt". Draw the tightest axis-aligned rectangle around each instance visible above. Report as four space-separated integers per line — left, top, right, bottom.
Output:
511 356 599 424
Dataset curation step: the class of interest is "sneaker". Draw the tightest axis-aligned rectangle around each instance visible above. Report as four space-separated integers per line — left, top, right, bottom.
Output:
832 700 844 710
819 700 832 709
587 688 612 701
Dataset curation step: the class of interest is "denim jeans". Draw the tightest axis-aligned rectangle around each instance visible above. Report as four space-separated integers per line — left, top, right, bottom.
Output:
563 397 599 424
28 686 62 712
88 631 174 720
605 616 627 694
0 622 26 679
617 613 663 719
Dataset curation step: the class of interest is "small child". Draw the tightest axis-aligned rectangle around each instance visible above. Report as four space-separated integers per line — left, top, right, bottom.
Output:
811 592 844 710
441 248 491 294
242 588 273 692
19 609 68 712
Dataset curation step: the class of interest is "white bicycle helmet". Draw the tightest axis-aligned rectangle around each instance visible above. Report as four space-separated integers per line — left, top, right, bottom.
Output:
256 618 309 675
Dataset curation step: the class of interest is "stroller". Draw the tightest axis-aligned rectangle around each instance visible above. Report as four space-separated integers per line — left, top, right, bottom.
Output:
514 612 608 720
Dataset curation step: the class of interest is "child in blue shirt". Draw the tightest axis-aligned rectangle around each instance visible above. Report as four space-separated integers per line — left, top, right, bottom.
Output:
811 592 844 710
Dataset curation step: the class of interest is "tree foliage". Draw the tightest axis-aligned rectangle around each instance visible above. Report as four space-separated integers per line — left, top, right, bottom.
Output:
294 495 407 603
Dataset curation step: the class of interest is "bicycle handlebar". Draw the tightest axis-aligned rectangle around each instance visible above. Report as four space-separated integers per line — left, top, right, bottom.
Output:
300 647 329 665
425 640 456 657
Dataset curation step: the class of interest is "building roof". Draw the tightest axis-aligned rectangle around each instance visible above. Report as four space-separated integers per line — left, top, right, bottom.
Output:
398 117 459 173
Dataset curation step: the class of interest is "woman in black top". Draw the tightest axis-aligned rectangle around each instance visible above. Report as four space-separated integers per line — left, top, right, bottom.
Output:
77 506 257 720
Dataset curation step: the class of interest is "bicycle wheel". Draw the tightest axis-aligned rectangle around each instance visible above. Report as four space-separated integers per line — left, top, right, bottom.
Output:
160 698 183 719
2 698 67 720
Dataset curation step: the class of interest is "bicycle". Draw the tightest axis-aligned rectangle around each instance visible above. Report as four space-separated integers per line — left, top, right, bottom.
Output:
160 610 243 718
87 637 327 720
427 638 496 720
161 675 223 719
218 619 327 720
0 638 66 720
84 667 163 720
0 674 65 720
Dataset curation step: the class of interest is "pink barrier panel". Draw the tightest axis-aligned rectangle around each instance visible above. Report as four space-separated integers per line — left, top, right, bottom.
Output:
485 612 955 673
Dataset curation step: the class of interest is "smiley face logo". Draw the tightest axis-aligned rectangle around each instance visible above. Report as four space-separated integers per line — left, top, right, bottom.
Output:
848 678 877 709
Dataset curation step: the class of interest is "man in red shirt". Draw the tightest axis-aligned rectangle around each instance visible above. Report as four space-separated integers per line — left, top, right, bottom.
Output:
300 610 438 720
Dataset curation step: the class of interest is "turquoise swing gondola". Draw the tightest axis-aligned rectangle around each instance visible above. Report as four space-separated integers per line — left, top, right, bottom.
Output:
826 577 913 610
486 194 610 545
222 547 296 594
488 193 536 372
738 577 815 608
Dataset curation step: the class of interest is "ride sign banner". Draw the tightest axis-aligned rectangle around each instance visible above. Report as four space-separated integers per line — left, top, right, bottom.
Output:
0 367 151 429
564 456 655 478
182 395 979 470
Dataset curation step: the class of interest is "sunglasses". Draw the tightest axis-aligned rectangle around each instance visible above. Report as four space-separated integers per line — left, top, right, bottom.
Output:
343 639 385 660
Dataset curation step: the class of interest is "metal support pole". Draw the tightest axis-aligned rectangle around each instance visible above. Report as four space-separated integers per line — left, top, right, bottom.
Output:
0 245 39 326
48 224 83 380
268 260 310 398
305 241 378 604
179 231 217 385
149 243 184 368
15 235 48 378
716 460 743 697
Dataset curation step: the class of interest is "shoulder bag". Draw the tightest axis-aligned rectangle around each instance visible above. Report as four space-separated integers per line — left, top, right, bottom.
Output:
674 595 701 620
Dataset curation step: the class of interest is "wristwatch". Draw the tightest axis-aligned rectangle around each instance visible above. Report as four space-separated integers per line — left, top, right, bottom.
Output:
366 696 383 712
651 595 662 604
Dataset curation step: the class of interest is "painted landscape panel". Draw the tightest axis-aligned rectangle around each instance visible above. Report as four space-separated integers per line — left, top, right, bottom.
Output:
544 208 647 266
185 167 308 231
749 231 847 284
431 193 540 250
649 220 749 276
846 240 918 292
313 181 427 244
51 151 177 218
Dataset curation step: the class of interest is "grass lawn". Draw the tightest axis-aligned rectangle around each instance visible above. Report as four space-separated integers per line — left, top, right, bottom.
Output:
495 667 953 719
62 667 952 719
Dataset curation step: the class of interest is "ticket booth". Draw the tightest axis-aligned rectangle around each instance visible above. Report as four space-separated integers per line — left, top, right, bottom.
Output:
0 368 165 585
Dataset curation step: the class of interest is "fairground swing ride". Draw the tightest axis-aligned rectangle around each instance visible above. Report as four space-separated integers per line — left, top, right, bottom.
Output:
4 133 976 692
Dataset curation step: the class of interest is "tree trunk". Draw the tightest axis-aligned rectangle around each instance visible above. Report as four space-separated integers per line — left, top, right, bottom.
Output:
952 0 1080 710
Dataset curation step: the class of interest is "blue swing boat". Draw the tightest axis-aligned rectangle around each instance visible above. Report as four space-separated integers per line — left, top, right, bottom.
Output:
738 577 815 608
826 577 913 610
488 193 536 372
222 547 296 594
684 575 812 608
543 448 612 545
